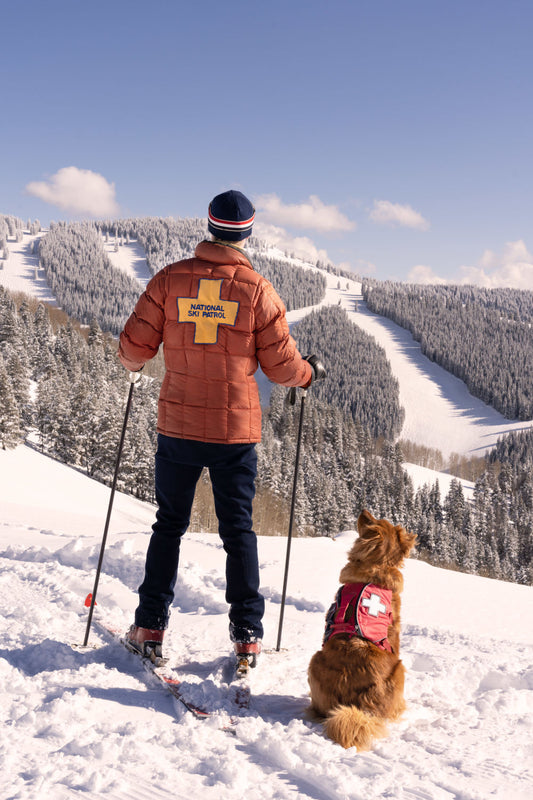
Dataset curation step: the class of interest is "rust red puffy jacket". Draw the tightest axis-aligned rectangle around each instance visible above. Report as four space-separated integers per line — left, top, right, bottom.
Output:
118 240 313 443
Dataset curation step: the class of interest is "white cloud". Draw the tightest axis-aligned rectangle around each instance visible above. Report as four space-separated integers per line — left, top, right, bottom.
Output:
370 200 429 231
407 240 533 288
345 258 376 277
26 167 120 217
254 221 332 264
459 240 533 289
407 265 449 285
254 193 355 233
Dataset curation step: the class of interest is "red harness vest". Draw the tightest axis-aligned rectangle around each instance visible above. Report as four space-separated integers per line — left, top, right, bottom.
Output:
323 582 393 652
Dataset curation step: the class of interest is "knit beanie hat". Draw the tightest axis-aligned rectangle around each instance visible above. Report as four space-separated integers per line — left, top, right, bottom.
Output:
208 190 255 242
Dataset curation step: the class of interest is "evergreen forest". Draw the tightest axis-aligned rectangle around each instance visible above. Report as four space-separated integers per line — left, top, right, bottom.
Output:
1 280 531 587
363 280 533 419
37 219 327 335
291 306 405 439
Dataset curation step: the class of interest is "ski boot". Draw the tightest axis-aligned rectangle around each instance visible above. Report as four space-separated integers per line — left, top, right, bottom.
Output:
125 625 167 665
234 641 261 676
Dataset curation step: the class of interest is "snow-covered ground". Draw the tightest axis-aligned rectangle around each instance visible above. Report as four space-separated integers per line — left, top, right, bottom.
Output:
1 235 532 798
102 236 151 288
338 282 533 458
0 230 54 302
1 444 532 800
402 462 475 500
0 230 150 300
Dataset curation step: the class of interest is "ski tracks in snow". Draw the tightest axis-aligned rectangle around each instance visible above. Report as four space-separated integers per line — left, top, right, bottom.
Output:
1 523 532 800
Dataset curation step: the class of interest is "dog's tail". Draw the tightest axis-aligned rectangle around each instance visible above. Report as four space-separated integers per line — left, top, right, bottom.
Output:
324 705 388 750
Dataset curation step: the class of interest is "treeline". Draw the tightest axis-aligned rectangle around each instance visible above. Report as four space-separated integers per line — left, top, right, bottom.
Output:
0 285 158 496
95 217 327 311
95 217 205 276
1 214 41 261
261 385 531 585
36 218 326 336
363 281 533 419
259 386 412 538
249 251 326 311
39 222 142 334
2 285 530 584
292 305 405 439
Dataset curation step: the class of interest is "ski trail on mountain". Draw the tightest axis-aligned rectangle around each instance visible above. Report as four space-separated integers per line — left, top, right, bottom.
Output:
3 231 532 459
338 283 533 457
280 261 532 458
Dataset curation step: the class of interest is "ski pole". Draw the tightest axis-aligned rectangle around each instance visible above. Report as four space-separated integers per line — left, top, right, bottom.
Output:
83 371 141 646
276 388 307 651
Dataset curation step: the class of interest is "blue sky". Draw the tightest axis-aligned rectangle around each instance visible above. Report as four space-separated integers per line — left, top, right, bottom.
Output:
2 0 532 286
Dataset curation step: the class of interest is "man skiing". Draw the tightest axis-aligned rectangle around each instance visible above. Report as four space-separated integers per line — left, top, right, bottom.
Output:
118 189 325 670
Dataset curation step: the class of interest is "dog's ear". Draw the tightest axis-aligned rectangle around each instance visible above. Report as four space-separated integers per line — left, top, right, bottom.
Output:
357 509 378 536
354 510 385 563
396 525 417 557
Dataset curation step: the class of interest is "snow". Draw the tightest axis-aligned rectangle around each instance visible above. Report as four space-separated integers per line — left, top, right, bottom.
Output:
251 246 533 458
0 230 54 303
102 237 151 288
1 444 532 800
402 462 475 501
277 255 533 459
338 282 533 458
1 234 533 797
0 230 150 308
2 231 531 461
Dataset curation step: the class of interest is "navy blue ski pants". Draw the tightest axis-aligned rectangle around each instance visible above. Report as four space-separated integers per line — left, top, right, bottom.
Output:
135 434 264 642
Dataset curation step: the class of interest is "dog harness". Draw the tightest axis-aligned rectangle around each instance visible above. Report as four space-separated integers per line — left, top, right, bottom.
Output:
323 582 393 652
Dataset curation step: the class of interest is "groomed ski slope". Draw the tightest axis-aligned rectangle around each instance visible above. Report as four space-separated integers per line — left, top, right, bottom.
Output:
1 445 532 800
279 254 533 459
2 231 532 462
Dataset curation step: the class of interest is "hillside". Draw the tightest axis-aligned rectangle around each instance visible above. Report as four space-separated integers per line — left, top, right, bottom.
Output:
1 220 532 798
1 224 531 459
363 281 533 420
1 444 532 800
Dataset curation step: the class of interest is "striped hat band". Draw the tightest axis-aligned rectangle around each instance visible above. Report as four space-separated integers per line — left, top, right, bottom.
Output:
208 207 255 234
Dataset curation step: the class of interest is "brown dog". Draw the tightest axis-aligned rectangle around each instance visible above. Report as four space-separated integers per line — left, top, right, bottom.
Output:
308 509 416 749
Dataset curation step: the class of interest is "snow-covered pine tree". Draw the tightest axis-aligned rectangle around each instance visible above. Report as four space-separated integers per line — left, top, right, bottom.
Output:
0 358 24 449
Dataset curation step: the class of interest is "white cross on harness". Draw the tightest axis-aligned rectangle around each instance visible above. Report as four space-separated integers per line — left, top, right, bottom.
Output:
362 593 387 617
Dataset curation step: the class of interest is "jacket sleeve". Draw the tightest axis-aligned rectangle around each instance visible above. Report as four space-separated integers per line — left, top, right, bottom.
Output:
254 280 313 388
118 270 166 371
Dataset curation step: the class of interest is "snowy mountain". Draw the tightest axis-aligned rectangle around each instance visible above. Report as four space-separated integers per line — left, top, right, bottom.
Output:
2 227 531 462
1 444 532 800
1 224 533 798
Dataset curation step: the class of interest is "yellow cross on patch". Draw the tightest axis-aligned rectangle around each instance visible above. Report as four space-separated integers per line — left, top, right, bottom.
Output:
177 279 239 344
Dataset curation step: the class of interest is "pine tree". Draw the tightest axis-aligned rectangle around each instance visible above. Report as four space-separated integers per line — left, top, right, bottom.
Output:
0 359 23 449
0 343 31 429
32 304 55 378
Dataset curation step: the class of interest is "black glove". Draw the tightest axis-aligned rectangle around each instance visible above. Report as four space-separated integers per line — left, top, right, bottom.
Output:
286 355 326 405
305 354 326 382
286 386 297 406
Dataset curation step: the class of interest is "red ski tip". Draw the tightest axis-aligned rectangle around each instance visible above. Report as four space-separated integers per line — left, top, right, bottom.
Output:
84 593 97 607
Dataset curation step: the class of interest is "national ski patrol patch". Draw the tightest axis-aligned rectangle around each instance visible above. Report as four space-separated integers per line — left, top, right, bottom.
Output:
177 279 239 344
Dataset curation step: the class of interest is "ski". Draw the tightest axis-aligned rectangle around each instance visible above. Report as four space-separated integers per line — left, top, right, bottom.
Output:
91 619 247 732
